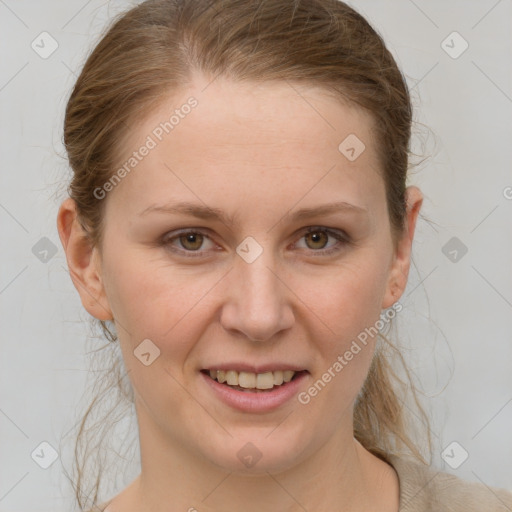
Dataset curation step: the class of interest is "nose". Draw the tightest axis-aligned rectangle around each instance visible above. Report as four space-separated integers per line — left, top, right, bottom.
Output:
220 245 295 342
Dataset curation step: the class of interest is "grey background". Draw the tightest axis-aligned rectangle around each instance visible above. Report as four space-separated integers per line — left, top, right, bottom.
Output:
1 0 511 510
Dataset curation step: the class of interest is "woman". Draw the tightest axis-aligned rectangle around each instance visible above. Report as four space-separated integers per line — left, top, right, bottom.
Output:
57 0 512 510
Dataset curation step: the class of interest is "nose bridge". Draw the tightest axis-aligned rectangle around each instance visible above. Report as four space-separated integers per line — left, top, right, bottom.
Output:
221 235 293 341
239 246 279 304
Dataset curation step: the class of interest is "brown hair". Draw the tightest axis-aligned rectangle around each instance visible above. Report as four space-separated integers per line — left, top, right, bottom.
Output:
61 0 433 509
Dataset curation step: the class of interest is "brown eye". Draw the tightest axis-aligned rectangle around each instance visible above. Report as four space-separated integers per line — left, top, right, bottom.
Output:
304 230 329 250
295 227 350 256
178 232 204 251
161 226 349 260
161 229 216 258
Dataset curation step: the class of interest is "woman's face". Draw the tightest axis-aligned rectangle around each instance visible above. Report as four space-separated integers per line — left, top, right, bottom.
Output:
63 72 420 474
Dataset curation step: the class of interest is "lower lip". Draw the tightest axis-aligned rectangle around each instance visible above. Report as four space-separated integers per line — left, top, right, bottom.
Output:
200 371 309 413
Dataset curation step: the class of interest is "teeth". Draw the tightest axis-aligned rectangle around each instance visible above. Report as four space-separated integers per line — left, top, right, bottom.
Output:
256 372 274 389
239 371 256 388
226 370 238 386
283 370 295 383
208 369 298 389
273 370 284 385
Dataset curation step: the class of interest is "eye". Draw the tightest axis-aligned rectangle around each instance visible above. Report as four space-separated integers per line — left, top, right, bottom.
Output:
162 229 217 257
295 226 350 256
160 226 350 258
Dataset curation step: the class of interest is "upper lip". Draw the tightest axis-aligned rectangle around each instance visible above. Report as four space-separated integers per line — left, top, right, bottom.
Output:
202 363 308 374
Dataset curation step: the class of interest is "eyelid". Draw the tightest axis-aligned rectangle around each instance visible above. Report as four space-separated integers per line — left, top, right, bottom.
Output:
161 226 351 258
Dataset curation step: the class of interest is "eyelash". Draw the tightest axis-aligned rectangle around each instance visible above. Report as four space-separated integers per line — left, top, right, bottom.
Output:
160 226 351 259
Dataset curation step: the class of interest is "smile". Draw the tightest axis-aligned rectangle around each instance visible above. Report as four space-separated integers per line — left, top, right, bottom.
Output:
204 369 298 391
200 369 309 412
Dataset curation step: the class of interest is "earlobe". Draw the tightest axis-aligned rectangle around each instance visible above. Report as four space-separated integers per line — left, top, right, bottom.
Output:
57 198 113 321
381 186 423 310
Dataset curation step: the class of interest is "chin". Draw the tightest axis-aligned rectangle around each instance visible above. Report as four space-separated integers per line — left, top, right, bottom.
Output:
199 427 310 475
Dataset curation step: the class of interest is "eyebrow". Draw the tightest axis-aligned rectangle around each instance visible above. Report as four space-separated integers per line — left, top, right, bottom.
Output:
139 200 368 227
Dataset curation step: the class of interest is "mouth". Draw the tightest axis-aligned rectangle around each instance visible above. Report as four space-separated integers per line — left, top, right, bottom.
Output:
200 369 308 393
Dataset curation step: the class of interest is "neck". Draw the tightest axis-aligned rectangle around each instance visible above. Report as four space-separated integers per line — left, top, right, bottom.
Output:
119 402 395 512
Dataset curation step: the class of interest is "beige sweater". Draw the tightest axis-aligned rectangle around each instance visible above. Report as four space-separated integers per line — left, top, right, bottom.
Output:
92 455 512 511
384 453 512 511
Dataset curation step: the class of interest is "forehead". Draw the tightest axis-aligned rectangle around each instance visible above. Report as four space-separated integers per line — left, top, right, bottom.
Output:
107 75 383 217
121 74 376 159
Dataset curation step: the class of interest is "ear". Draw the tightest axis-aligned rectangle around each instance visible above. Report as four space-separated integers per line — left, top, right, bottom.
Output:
57 198 113 321
381 186 423 309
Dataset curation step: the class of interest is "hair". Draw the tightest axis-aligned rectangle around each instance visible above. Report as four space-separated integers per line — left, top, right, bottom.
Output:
61 0 434 509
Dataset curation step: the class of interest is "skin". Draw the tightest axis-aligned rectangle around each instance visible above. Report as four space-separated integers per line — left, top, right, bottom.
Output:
58 71 423 512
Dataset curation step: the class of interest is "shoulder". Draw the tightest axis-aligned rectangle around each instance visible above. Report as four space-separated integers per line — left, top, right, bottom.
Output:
383 453 512 512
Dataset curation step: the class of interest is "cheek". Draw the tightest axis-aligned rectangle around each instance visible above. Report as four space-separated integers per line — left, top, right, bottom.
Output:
297 269 387 421
102 251 211 415
300 256 390 343
298 253 390 399
102 245 219 358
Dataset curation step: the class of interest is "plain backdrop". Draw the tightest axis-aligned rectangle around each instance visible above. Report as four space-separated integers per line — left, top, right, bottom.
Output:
1 1 511 510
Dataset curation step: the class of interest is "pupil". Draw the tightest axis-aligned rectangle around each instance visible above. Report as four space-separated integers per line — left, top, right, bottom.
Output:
308 231 326 249
182 233 202 250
